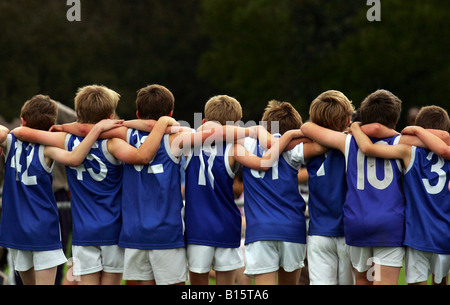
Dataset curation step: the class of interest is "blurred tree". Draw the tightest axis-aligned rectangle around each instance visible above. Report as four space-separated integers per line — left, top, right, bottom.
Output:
0 0 211 124
0 0 448 130
197 0 362 121
317 0 450 128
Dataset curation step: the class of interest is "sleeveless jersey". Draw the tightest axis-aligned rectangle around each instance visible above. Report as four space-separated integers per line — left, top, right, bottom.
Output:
306 149 347 237
118 130 185 249
0 134 62 251
65 135 123 246
242 137 307 244
403 147 450 254
344 134 405 247
184 141 241 248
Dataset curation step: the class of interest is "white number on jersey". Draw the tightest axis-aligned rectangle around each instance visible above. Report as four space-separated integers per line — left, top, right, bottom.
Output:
132 130 164 174
251 160 279 180
422 152 447 194
198 146 217 189
316 152 329 177
356 140 393 190
10 140 38 186
70 138 107 181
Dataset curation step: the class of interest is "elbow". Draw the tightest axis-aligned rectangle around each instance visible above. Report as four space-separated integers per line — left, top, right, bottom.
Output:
358 145 373 156
439 149 450 161
136 154 152 165
300 123 313 137
12 128 23 139
67 158 83 167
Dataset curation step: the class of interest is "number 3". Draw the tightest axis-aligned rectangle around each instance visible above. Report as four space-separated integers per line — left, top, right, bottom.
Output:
422 152 446 195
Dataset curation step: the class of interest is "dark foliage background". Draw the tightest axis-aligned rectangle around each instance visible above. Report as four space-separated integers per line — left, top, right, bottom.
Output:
0 0 448 129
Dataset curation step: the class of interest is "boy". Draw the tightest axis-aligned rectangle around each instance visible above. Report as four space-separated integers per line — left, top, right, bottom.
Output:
183 95 297 285
304 90 355 285
183 95 245 285
0 94 122 285
350 105 450 285
11 85 175 285
117 84 187 285
301 89 405 285
234 100 326 285
57 85 226 285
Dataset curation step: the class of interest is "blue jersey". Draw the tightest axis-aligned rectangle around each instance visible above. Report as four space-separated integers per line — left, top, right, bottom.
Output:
306 149 347 237
242 137 306 244
184 142 241 248
65 135 123 246
344 135 405 247
118 130 184 249
0 134 62 251
403 147 450 254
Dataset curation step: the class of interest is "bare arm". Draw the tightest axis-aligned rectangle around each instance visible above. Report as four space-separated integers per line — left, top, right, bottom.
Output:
54 121 129 141
300 122 347 154
0 125 10 150
12 127 67 149
109 116 178 165
401 126 450 160
124 119 188 134
45 119 123 166
350 122 411 164
302 142 328 160
360 123 399 138
233 129 304 170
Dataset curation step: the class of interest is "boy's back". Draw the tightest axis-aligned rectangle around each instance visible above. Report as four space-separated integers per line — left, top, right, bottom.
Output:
306 150 346 237
0 134 61 250
119 129 184 249
344 133 405 247
242 137 306 244
65 135 123 246
305 90 354 238
184 142 241 248
403 146 450 254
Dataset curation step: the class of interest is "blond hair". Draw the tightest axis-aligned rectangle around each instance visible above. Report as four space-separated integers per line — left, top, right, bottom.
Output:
74 85 120 123
309 90 355 131
204 95 243 125
261 100 303 135
21 95 58 131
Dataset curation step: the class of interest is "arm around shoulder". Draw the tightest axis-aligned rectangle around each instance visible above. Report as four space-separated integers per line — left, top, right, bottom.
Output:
300 122 347 154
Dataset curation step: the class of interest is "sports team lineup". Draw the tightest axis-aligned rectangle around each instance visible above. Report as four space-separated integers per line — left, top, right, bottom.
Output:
0 84 448 288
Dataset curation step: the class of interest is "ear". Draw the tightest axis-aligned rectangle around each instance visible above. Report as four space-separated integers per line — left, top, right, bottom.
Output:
136 110 141 119
169 110 173 117
21 117 26 127
109 113 115 119
202 119 206 124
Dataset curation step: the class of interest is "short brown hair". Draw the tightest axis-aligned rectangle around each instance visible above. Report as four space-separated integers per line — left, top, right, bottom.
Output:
136 84 175 120
414 106 450 131
74 85 120 123
204 95 243 125
261 100 303 135
309 90 355 131
359 89 402 129
21 95 58 131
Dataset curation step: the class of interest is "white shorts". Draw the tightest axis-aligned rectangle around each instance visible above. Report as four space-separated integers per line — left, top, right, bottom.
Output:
244 241 306 276
405 247 450 284
307 235 354 285
123 247 187 285
346 245 405 272
72 245 124 276
187 244 244 273
10 248 67 272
